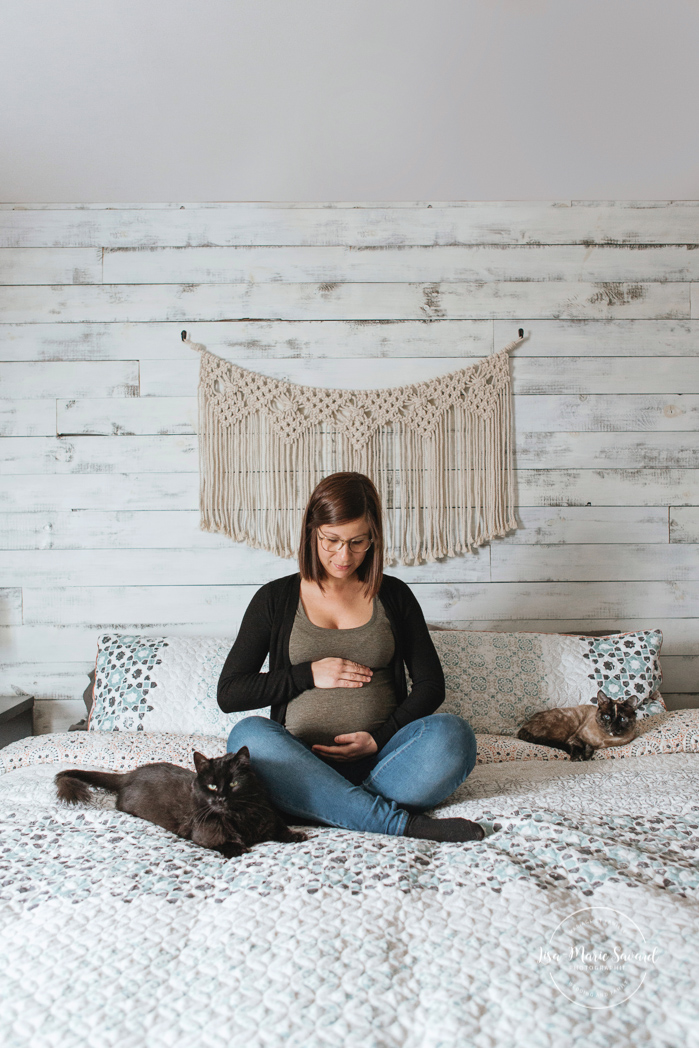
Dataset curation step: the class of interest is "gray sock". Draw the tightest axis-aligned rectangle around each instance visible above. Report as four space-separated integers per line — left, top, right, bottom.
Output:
404 813 485 842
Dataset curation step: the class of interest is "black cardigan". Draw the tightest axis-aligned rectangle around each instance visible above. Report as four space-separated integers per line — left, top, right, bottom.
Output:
217 572 445 752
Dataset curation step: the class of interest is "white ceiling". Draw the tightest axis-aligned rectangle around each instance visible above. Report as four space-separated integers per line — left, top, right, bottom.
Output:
2 0 698 202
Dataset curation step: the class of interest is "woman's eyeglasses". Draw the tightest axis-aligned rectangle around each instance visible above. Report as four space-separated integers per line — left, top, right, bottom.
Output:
318 532 373 554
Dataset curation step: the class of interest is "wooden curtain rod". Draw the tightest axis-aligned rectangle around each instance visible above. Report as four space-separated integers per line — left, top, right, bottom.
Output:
181 328 527 341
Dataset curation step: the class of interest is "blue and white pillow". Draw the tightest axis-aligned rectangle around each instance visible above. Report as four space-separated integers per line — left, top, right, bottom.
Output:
430 629 665 737
89 634 267 737
89 628 664 740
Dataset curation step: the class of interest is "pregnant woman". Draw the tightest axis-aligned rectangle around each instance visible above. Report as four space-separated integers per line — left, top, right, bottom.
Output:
220 472 484 842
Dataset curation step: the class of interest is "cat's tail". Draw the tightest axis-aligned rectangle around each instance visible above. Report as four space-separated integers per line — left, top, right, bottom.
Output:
516 728 569 754
55 768 128 804
516 727 536 742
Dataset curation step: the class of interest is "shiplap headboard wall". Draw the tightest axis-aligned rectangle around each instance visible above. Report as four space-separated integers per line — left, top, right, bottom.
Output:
1 201 698 730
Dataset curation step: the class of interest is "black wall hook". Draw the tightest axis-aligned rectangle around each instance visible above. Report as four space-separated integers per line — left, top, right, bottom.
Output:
181 330 187 341
518 328 524 339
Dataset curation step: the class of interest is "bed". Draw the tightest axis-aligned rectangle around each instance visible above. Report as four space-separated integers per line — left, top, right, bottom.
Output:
1 631 698 1048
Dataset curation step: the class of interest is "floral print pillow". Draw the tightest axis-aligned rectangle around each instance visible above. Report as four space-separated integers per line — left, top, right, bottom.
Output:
89 634 266 737
430 629 665 736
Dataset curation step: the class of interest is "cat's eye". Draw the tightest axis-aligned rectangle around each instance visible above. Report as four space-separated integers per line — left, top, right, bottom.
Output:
207 783 218 792
230 780 239 789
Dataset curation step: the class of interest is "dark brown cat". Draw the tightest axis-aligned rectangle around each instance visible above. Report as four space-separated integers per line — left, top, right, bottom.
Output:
516 691 639 761
55 746 306 857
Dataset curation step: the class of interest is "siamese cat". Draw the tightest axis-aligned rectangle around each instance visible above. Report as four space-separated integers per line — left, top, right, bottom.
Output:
516 691 639 761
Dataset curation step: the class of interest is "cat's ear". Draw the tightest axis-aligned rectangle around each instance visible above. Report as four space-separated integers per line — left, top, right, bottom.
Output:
235 745 251 767
192 751 209 774
596 691 611 708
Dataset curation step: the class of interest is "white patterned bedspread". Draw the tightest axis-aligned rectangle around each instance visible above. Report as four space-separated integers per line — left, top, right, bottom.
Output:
1 721 699 1048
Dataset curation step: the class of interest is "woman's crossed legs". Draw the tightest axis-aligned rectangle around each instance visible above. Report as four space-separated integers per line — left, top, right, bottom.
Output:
226 713 478 836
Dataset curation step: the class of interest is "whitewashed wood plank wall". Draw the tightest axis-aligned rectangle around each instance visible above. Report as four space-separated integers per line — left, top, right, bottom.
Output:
1 201 698 730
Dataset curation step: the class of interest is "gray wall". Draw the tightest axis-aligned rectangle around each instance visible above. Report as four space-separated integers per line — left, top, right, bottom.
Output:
1 201 698 730
1 0 698 202
1 5 698 728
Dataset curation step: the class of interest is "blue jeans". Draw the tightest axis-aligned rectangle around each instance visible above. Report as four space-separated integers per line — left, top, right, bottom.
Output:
227 713 477 836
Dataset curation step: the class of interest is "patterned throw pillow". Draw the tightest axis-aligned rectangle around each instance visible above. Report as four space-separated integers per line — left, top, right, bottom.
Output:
430 629 665 737
89 629 665 741
89 634 269 736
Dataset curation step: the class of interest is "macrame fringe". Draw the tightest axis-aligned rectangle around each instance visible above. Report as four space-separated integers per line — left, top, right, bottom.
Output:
187 337 521 565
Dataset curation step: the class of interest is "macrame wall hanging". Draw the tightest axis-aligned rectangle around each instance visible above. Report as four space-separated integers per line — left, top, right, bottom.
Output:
185 333 523 565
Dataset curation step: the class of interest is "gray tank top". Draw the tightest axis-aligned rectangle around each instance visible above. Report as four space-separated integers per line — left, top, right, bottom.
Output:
285 598 397 747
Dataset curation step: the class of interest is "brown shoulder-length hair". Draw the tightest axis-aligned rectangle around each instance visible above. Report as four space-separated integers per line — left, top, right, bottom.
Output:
298 472 384 597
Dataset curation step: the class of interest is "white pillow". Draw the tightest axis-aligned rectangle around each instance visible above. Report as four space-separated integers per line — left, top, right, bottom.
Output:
431 629 666 736
88 629 665 741
88 634 268 737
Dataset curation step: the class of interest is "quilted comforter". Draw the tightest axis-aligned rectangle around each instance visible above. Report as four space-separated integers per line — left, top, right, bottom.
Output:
1 714 699 1048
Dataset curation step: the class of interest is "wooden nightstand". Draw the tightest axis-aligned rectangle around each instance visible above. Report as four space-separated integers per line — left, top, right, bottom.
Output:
0 696 35 749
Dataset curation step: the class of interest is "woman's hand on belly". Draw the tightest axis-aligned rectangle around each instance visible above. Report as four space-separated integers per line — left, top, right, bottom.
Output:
311 732 379 762
311 658 373 689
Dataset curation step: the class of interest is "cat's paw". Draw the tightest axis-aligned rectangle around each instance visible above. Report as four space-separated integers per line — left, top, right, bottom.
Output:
570 747 595 762
282 829 308 843
217 841 249 859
